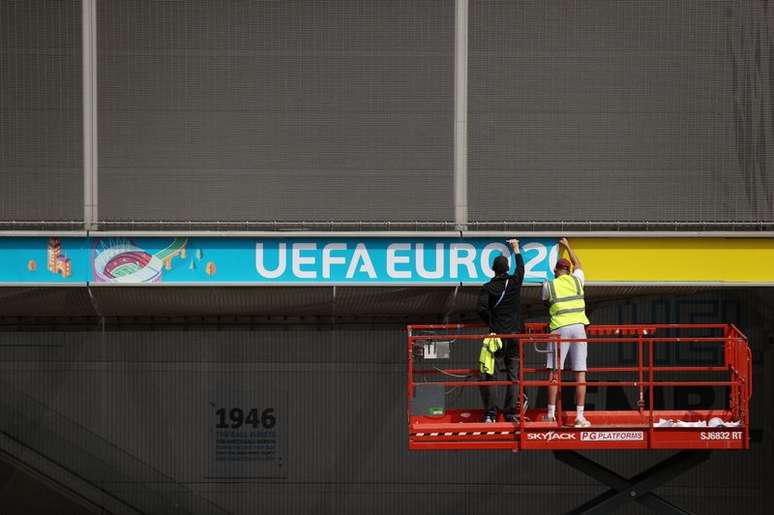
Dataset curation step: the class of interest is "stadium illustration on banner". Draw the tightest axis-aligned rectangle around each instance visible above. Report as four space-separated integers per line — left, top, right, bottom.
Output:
92 238 193 283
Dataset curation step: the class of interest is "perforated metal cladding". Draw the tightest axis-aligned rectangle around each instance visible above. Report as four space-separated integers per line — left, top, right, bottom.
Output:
0 0 83 220
97 1 454 223
0 290 770 514
0 287 95 317
0 285 724 318
469 1 774 223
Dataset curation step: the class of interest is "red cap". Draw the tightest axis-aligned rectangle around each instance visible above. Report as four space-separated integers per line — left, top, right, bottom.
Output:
555 258 572 271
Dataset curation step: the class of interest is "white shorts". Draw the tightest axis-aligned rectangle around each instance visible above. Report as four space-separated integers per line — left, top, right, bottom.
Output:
546 324 588 372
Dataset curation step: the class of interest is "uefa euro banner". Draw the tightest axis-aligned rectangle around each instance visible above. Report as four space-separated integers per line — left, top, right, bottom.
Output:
3 236 774 285
0 236 559 285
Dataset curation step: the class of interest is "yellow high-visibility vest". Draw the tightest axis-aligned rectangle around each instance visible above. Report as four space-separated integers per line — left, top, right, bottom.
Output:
547 274 590 330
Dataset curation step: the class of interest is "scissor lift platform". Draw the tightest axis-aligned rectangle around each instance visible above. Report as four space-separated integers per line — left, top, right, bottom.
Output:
408 324 751 452
408 323 751 513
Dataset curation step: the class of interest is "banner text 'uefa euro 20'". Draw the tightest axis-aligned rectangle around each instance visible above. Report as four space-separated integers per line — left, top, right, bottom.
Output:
254 239 559 283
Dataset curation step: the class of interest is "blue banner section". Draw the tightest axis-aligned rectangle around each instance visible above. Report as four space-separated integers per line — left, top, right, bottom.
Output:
1 237 559 285
0 237 88 283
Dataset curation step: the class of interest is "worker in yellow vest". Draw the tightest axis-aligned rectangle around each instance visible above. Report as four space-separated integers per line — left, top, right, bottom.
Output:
542 237 591 428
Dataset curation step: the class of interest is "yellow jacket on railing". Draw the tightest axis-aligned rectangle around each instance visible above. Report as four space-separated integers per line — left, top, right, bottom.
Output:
479 334 503 375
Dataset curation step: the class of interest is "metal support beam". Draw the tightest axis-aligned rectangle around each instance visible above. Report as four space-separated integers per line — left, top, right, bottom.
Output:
82 0 98 230
453 0 469 231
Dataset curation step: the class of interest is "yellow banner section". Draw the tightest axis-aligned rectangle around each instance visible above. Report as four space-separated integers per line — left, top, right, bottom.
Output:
567 238 774 283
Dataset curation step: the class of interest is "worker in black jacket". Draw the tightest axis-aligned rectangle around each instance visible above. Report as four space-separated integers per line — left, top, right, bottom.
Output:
477 238 525 423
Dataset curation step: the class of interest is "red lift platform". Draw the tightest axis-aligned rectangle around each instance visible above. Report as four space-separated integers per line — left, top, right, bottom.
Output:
407 323 752 514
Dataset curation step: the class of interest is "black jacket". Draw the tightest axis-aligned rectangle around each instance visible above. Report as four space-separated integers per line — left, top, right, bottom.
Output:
477 253 525 334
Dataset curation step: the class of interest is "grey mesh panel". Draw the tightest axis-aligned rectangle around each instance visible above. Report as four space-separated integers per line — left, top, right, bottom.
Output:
469 1 774 223
0 0 82 221
97 1 454 222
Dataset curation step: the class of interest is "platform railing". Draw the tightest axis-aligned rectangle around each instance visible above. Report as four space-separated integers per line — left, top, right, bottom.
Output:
408 323 751 445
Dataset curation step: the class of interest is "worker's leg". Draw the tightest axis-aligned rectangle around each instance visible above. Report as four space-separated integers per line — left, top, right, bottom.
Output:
566 324 589 424
547 371 559 407
501 338 519 418
575 371 587 406
546 331 570 419
479 372 497 421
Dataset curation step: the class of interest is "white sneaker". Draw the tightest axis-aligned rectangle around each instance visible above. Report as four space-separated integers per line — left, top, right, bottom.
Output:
542 414 557 423
574 417 591 428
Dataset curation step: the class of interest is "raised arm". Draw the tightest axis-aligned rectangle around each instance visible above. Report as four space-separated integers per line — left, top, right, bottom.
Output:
507 239 525 282
559 237 582 269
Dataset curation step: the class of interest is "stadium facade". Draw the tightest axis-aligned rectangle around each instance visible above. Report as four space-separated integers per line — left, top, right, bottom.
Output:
1 1 772 514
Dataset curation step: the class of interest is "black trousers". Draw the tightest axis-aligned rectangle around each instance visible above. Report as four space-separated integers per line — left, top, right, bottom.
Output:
479 338 519 418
